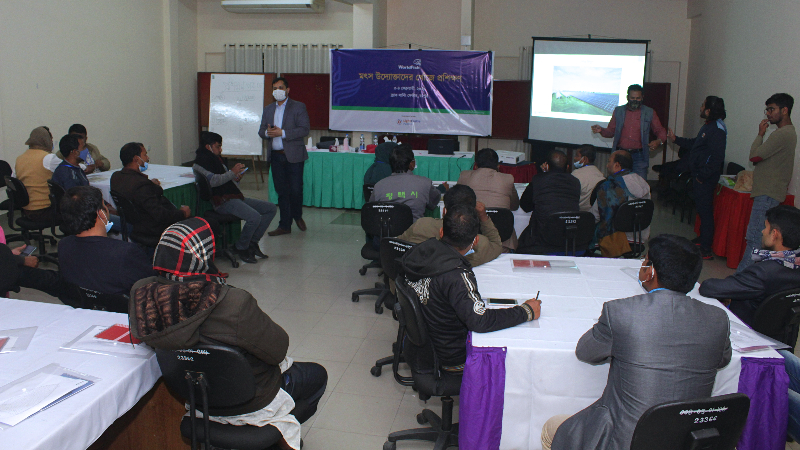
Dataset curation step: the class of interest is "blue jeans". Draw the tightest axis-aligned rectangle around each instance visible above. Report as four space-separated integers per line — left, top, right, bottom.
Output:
215 197 277 251
779 350 800 441
631 149 649 180
270 151 305 230
737 195 780 272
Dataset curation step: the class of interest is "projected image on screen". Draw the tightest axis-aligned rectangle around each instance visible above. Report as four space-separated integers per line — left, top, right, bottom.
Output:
551 66 621 116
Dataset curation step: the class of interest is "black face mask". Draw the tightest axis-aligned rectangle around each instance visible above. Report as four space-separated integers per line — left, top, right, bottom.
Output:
628 100 642 110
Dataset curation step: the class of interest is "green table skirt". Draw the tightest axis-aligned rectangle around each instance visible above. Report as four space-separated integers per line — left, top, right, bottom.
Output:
268 152 474 210
163 183 242 243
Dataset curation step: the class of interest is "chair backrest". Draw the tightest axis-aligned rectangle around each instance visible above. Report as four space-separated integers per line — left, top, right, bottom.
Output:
360 201 414 238
0 160 11 188
110 190 138 242
613 199 655 233
78 287 129 313
629 393 750 450
4 176 30 210
752 288 800 350
726 162 745 176
379 238 414 281
193 170 214 203
589 178 607 207
541 211 595 255
485 208 514 242
362 184 375 203
46 180 66 217
155 344 257 412
394 276 430 349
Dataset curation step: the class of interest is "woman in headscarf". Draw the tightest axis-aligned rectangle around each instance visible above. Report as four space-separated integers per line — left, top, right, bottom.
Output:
130 217 327 450
363 141 398 186
15 126 59 221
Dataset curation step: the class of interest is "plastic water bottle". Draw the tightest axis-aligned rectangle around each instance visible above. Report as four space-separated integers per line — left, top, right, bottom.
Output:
359 134 366 152
343 134 350 152
392 135 397 143
373 135 379 146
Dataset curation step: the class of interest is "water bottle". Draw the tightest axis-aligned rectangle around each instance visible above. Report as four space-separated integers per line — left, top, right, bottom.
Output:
392 135 397 143
343 134 350 152
373 135 379 146
359 134 366 152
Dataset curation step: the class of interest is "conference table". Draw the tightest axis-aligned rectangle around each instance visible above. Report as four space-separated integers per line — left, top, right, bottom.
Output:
267 149 475 209
0 297 185 450
694 184 795 269
459 254 788 450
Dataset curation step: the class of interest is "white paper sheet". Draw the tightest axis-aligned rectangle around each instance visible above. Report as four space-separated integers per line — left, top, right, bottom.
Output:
0 373 89 426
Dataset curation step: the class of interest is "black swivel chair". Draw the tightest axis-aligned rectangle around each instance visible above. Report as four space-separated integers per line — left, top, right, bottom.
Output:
541 211 595 256
0 161 22 244
384 276 460 450
363 184 375 203
752 288 800 352
612 199 655 258
76 287 129 313
4 176 59 264
726 162 746 176
156 344 288 450
352 202 413 312
194 171 240 268
485 208 514 242
629 393 750 450
663 172 694 223
371 237 415 376
109 190 160 249
358 184 378 276
46 180 68 238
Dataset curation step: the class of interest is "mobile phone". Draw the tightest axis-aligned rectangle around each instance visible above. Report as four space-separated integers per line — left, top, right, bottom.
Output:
487 298 517 306
20 246 37 257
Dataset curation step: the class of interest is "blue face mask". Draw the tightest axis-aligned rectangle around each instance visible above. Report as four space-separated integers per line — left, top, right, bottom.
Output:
138 156 149 172
573 160 585 169
101 210 114 233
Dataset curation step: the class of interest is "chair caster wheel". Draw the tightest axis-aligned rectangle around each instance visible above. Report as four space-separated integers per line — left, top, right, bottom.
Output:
359 267 368 276
232 261 239 268
375 305 383 314
417 412 428 424
352 294 359 302
371 366 381 377
383 441 396 450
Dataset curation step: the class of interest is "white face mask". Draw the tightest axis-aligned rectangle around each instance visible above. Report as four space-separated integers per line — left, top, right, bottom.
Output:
273 89 287 102
100 210 114 233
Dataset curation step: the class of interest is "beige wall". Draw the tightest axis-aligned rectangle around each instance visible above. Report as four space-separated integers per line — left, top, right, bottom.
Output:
684 0 800 201
387 0 462 50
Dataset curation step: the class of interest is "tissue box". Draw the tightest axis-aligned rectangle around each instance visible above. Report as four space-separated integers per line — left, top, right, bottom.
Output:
496 150 525 165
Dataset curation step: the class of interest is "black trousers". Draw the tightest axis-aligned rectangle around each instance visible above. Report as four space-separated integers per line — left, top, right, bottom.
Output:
281 362 327 424
694 179 716 250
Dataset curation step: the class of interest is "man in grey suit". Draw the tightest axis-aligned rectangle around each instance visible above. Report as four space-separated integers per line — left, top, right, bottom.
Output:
542 234 731 450
258 77 310 235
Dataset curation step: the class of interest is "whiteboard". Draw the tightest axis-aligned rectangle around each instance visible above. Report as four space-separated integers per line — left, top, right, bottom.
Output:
208 74 265 156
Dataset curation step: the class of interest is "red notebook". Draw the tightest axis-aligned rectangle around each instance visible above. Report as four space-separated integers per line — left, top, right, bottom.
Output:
95 324 142 345
0 336 8 352
512 259 551 269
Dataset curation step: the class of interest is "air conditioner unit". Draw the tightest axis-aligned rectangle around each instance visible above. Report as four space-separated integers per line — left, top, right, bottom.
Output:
221 0 324 14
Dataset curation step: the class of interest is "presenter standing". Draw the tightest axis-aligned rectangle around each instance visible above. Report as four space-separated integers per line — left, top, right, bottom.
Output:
591 84 667 180
259 77 311 236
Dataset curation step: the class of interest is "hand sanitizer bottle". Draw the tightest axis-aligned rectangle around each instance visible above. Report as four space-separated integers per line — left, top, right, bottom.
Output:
373 135 379 146
392 135 397 143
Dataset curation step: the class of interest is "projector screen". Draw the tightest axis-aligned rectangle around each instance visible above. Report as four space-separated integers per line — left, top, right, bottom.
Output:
528 38 648 147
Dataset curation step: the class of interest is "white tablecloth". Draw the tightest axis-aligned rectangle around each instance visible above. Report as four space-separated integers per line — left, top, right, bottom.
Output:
86 164 194 208
471 254 778 450
0 298 160 450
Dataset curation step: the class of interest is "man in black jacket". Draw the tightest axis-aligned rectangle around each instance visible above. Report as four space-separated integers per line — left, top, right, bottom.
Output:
193 131 277 264
668 96 727 259
700 205 800 325
517 150 581 254
400 204 541 371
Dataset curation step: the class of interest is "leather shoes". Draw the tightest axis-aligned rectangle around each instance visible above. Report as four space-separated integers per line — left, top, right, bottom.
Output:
236 248 257 264
296 218 307 231
268 228 291 236
250 243 268 259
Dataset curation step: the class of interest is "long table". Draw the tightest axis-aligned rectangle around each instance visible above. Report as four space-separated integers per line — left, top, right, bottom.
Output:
267 150 475 209
0 298 164 450
460 255 787 450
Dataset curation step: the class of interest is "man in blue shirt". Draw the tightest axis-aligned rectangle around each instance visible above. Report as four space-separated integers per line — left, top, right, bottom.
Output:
52 134 89 191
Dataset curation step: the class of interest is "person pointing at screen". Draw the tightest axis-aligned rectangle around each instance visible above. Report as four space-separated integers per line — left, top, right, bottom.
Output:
590 84 667 180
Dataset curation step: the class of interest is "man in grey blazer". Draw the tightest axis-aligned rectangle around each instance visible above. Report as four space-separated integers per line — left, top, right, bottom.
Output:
259 77 310 235
542 234 731 450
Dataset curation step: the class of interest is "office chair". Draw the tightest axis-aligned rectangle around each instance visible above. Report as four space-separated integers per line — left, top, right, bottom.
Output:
371 237 415 376
0 161 21 243
726 162 745 176
384 276 460 450
541 211 595 256
194 171 240 268
46 180 68 238
752 288 800 352
363 183 375 203
485 208 514 242
629 393 750 450
612 199 654 258
663 172 694 223
352 202 413 310
109 190 160 249
357 184 378 275
4 176 59 264
156 344 288 450
76 286 129 313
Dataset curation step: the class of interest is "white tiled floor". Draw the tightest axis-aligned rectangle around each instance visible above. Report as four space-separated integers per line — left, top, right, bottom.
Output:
5 183 797 449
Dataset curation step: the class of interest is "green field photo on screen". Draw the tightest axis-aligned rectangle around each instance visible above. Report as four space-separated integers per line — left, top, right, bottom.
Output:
551 93 612 116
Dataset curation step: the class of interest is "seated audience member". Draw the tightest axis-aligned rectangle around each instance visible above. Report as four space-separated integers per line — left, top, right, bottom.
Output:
398 184 502 267
457 147 520 250
400 204 541 372
370 144 441 221
58 186 154 297
517 150 581 254
130 218 327 450
110 142 190 243
52 134 89 191
67 124 110 171
699 205 800 325
570 144 606 212
591 150 652 247
193 131 277 264
0 243 71 299
542 234 731 450
15 126 60 222
363 142 397 186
